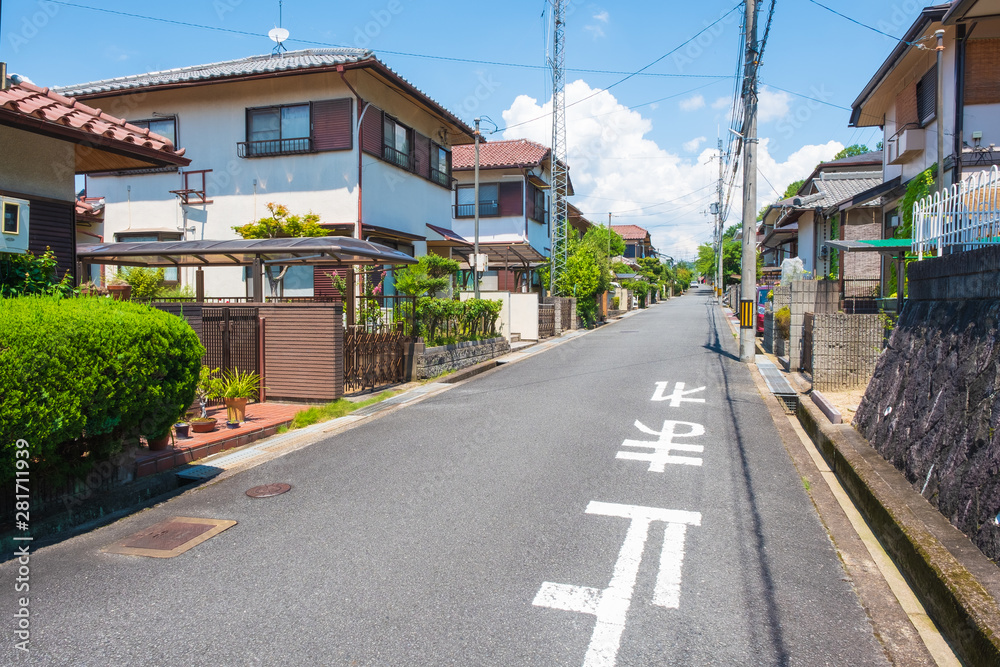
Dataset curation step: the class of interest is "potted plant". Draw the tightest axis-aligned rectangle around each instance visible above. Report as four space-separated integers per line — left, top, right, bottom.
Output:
106 273 132 301
174 421 190 438
146 428 172 451
195 366 222 418
217 367 261 424
190 416 217 433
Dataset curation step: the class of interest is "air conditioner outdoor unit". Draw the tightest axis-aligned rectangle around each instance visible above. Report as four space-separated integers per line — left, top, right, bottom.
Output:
888 128 925 165
1 196 30 255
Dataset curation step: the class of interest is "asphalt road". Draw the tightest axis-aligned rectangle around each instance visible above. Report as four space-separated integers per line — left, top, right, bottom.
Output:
1 285 889 666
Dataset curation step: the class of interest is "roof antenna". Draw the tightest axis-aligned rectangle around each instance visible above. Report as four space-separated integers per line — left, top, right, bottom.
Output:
269 0 289 55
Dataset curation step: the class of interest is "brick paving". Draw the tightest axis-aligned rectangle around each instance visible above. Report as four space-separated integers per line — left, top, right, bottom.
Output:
134 402 306 478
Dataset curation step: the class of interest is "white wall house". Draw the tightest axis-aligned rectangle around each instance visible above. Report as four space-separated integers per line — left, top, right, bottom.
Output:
55 48 475 297
449 139 562 292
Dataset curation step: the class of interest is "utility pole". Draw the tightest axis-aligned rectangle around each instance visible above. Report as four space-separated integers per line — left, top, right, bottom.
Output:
548 0 568 295
739 0 759 362
473 117 481 299
716 137 724 299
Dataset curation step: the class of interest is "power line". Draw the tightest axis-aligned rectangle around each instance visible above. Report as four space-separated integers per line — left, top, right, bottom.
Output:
805 0 932 45
47 1 732 81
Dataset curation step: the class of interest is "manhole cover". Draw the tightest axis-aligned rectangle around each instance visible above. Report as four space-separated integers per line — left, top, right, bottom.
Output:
246 483 292 498
104 517 237 558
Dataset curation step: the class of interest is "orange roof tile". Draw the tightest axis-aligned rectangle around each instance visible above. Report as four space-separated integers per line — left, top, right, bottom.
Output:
611 224 651 241
0 81 188 165
452 139 550 170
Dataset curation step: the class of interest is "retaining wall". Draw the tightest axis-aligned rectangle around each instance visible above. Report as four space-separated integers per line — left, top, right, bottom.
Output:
416 337 511 379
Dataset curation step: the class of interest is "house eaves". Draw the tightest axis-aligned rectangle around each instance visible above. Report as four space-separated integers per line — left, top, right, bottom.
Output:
943 0 1000 24
849 5 949 127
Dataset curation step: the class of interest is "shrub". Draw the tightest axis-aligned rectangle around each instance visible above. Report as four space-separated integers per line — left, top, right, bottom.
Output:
0 296 204 484
774 306 791 340
0 248 74 298
117 267 165 300
416 297 502 347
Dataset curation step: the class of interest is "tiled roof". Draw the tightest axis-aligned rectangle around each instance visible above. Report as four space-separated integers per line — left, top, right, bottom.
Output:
0 81 185 158
823 150 883 167
611 224 651 241
452 139 550 170
54 48 371 96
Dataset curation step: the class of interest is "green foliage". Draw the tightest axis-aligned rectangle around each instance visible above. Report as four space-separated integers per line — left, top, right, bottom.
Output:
416 297 502 347
774 306 791 339
675 266 693 290
898 165 935 240
828 215 840 280
782 179 806 199
831 144 871 161
394 254 460 297
155 284 195 299
695 238 741 285
118 267 165 300
289 391 397 429
217 368 261 400
0 248 74 298
232 202 326 239
581 226 625 257
0 296 204 483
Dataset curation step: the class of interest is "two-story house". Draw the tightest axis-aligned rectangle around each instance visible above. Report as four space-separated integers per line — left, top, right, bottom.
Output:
449 138 566 292
850 0 1000 232
610 224 655 261
54 48 475 297
0 75 189 282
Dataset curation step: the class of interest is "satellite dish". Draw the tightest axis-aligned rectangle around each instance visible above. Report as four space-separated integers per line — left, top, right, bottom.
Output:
268 27 289 44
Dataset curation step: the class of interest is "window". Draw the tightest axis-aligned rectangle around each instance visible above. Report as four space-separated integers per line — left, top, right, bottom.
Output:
131 117 177 147
455 184 499 217
430 144 450 187
528 184 547 224
243 104 311 157
916 65 937 126
383 116 411 169
2 202 19 234
115 231 182 282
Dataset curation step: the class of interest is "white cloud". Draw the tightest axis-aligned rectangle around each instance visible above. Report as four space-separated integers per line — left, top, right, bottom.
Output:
683 136 707 152
500 81 843 262
593 10 610 22
679 94 705 112
585 10 609 38
711 96 731 110
757 86 793 123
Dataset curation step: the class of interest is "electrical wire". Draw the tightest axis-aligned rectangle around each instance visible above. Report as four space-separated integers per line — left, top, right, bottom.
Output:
805 0 933 45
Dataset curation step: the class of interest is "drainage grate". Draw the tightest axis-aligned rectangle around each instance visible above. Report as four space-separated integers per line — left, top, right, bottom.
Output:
104 517 237 558
246 483 291 498
756 356 799 414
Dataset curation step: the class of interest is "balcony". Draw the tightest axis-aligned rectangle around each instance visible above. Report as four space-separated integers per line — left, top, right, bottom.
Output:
430 170 451 188
453 201 499 218
237 137 313 158
383 145 412 170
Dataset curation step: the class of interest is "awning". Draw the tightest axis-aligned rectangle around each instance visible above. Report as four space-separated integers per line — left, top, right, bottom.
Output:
824 238 912 256
425 223 472 246
453 241 547 267
77 236 418 268
322 223 426 244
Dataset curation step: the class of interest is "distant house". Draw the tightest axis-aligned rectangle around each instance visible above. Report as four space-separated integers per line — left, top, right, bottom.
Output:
0 75 189 281
611 224 655 260
759 152 884 281
450 138 571 292
54 48 475 297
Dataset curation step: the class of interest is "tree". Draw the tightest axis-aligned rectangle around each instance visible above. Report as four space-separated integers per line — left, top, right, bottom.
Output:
782 179 805 199
232 203 327 295
394 254 460 297
831 144 871 161
581 226 625 258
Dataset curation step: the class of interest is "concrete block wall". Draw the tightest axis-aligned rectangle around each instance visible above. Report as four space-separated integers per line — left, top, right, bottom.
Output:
810 313 883 392
789 280 840 370
908 244 1000 301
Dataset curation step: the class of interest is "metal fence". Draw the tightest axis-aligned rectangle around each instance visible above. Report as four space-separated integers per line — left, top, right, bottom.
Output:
914 165 1000 256
841 277 882 314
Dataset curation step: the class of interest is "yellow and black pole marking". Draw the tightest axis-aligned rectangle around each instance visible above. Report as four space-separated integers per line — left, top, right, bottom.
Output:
739 299 754 329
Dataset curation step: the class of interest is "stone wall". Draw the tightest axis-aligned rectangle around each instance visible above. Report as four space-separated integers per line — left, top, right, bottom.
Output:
789 280 840 370
416 336 511 379
855 245 1000 562
810 313 883 392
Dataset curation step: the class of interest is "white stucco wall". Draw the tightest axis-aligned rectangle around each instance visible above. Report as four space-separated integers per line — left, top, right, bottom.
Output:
796 212 816 277
0 126 75 201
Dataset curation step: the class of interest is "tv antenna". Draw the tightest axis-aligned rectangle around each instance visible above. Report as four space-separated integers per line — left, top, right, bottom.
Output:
268 0 289 55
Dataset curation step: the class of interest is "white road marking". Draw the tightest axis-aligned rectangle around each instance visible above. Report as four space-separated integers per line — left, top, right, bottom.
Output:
533 501 701 667
616 420 706 471
651 381 707 407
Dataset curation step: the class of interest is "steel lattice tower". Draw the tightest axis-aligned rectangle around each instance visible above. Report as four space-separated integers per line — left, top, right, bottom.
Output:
548 0 568 295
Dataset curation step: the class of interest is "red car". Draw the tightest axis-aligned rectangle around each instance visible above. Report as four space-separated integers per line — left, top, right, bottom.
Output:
756 286 772 335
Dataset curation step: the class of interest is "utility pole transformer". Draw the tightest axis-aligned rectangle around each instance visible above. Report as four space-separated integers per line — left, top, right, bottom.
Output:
549 0 569 295
739 0 759 362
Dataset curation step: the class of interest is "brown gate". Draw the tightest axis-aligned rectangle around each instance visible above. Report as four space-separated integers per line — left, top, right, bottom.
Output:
202 306 260 376
538 303 555 339
342 292 416 393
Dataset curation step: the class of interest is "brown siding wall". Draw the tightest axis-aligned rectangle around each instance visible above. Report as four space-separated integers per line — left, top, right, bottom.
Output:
259 304 343 403
312 98 353 151
28 198 75 281
965 39 1000 105
843 209 882 279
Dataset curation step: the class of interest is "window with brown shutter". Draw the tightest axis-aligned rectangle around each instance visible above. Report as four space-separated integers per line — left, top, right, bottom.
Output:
312 98 353 151
499 181 523 216
526 183 535 221
965 39 1000 105
916 64 937 126
361 105 383 156
895 81 918 129
413 133 431 179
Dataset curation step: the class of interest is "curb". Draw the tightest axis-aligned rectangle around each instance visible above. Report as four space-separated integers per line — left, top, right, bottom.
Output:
797 397 1000 666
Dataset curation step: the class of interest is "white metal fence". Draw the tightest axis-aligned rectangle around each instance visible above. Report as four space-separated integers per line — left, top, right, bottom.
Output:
913 166 1000 257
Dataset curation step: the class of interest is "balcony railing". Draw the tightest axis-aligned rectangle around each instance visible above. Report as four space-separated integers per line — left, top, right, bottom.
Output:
430 170 451 188
529 209 549 225
913 165 1000 257
237 137 313 158
383 145 412 170
453 201 499 218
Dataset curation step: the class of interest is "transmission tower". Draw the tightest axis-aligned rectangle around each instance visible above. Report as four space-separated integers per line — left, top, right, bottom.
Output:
548 0 568 295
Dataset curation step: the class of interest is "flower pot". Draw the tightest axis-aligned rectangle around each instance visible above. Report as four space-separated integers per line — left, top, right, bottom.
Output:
225 397 248 423
174 422 190 438
147 434 170 451
226 421 240 429
107 284 132 301
190 418 217 433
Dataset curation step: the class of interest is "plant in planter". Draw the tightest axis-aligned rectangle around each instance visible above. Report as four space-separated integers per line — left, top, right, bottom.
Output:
217 367 261 424
146 427 172 452
173 421 190 438
195 366 222 418
105 273 132 300
190 417 217 433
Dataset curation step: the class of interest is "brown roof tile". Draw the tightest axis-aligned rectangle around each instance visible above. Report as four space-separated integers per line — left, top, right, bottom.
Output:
611 224 651 241
452 139 550 170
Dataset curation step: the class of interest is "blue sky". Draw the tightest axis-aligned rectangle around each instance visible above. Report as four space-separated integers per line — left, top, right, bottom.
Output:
0 0 922 260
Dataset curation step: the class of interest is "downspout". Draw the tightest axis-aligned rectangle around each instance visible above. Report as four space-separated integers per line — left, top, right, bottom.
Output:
954 22 970 184
340 68 367 240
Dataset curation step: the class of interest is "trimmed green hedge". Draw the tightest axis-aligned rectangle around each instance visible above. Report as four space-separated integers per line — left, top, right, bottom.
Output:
0 296 204 483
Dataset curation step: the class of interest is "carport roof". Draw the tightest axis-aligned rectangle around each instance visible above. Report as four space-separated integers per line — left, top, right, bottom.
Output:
77 236 418 267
